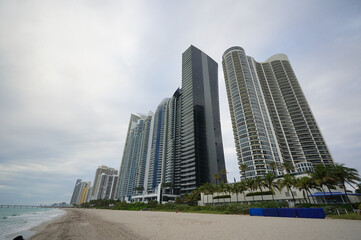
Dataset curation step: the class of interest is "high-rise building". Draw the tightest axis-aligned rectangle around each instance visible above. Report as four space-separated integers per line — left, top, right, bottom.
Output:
146 99 170 192
92 165 118 198
70 179 91 205
222 46 334 179
180 46 226 193
118 113 155 201
96 173 119 200
117 46 226 201
70 179 82 205
79 181 91 204
164 89 182 191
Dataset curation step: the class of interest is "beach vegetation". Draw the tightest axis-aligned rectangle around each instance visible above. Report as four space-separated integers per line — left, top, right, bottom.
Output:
295 202 360 215
327 213 361 220
331 163 361 204
239 163 249 180
277 174 297 202
213 195 231 199
282 162 295 174
80 199 120 209
263 173 277 201
245 191 272 197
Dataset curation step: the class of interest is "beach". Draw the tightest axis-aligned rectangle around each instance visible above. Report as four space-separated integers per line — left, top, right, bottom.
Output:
29 208 361 240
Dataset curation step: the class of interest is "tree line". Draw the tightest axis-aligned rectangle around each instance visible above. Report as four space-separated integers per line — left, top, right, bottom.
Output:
185 163 360 206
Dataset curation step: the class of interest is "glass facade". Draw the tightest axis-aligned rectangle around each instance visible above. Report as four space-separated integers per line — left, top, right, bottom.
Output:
117 46 226 200
181 46 226 194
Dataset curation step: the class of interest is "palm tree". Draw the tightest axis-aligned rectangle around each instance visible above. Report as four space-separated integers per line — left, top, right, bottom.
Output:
218 183 230 203
205 183 215 205
214 183 225 203
295 177 315 204
356 183 361 194
195 185 205 206
231 183 240 203
268 162 278 175
308 165 336 204
263 173 277 201
246 178 256 202
220 169 228 183
239 163 249 180
331 163 361 204
239 181 248 202
255 176 265 201
213 173 221 185
183 192 199 206
282 162 294 174
225 184 233 203
201 182 213 205
278 174 296 203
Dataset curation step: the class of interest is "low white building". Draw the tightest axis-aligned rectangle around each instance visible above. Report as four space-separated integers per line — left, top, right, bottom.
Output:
198 174 360 206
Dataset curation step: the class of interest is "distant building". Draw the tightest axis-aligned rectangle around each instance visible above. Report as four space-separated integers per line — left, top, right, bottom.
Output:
92 165 118 198
222 46 334 180
70 179 82 205
70 179 91 205
86 186 93 202
96 173 119 200
79 181 91 204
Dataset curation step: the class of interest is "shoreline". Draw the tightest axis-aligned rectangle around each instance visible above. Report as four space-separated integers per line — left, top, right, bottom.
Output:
27 209 70 240
28 208 143 240
2 208 65 240
25 208 361 240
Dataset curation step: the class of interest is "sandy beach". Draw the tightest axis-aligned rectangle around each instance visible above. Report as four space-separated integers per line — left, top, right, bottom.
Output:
28 208 361 240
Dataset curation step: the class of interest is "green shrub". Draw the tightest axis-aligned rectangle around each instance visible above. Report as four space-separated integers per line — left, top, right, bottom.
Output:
213 195 231 199
295 203 312 208
246 191 272 197
224 203 250 214
328 213 361 220
250 201 287 208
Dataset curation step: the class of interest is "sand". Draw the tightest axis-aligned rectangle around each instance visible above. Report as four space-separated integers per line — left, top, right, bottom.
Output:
28 208 361 240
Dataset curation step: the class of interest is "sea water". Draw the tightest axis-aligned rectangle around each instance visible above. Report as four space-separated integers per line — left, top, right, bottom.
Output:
0 207 65 240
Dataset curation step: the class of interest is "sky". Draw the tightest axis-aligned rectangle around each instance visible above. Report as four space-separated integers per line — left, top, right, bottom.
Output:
0 0 360 205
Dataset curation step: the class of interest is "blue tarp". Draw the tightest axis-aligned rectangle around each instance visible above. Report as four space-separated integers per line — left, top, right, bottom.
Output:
296 208 326 219
278 208 297 218
249 208 326 219
249 208 263 216
262 208 279 217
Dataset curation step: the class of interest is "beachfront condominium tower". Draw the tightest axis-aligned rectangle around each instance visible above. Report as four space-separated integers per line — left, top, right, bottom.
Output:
91 165 118 199
70 179 82 205
117 114 152 201
96 173 119 200
222 46 333 179
70 179 91 205
181 46 226 193
117 89 182 201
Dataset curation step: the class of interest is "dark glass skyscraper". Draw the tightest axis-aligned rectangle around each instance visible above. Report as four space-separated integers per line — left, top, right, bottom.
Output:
117 46 226 200
180 46 226 193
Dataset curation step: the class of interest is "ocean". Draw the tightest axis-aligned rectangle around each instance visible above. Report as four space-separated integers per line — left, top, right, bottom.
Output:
0 207 65 240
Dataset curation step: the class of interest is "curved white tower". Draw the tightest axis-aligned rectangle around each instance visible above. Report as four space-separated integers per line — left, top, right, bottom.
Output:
222 46 333 180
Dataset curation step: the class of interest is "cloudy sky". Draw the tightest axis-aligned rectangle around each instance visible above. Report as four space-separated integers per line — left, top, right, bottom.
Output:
0 0 360 205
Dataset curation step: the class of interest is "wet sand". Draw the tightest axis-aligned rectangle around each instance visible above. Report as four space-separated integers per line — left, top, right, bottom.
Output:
29 208 361 240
